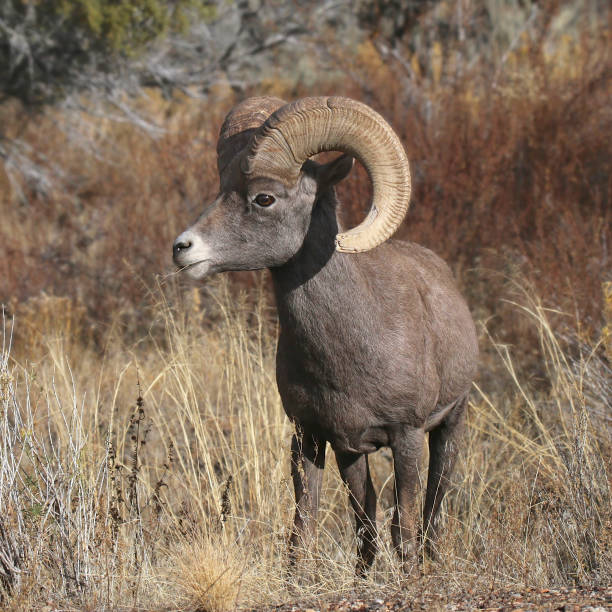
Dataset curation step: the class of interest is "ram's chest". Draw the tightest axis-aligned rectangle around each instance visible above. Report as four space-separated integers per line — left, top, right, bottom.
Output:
274 320 436 444
276 354 385 451
276 310 380 396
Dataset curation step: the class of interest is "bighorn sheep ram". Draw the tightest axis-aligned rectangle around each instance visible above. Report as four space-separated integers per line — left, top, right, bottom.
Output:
173 96 478 573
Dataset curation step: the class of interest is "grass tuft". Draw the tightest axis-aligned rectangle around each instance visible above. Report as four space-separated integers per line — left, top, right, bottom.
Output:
170 535 246 612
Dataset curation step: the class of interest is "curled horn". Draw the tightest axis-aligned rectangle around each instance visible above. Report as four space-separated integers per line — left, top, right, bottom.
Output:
217 96 286 178
244 96 411 253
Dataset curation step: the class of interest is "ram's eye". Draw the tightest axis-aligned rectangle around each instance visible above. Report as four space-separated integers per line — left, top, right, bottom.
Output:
254 193 276 207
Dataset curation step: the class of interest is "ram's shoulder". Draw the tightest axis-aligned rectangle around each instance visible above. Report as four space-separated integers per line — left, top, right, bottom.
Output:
377 239 455 280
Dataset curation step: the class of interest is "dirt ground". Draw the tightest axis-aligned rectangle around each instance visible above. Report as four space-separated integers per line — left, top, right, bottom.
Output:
270 585 612 612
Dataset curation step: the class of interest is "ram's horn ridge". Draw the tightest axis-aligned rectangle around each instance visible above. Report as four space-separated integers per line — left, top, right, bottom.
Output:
217 96 286 178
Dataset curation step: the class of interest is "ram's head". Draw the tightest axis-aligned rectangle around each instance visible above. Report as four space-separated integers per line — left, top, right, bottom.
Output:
173 96 411 278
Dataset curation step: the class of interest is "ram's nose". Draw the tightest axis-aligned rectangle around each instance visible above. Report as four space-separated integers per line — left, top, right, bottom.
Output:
173 231 194 263
173 238 192 256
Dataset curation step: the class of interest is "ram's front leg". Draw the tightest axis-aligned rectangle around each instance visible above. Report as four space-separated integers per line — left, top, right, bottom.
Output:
289 427 326 564
335 451 378 577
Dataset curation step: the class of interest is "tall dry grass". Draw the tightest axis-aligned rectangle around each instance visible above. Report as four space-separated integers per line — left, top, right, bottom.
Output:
0 277 609 609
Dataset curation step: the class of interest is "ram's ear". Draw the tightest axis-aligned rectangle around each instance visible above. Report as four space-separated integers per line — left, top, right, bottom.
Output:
316 154 354 190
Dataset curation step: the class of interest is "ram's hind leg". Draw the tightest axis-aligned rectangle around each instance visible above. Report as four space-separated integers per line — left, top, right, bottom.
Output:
422 394 467 559
335 451 378 577
390 427 425 566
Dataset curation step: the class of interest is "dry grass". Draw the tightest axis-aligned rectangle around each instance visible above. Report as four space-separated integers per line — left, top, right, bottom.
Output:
0 275 610 609
168 534 247 612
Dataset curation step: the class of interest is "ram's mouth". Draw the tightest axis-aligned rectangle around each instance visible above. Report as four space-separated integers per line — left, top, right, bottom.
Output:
176 259 211 279
177 259 209 271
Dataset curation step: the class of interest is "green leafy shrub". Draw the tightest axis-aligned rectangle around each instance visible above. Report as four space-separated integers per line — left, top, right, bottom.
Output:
0 0 213 105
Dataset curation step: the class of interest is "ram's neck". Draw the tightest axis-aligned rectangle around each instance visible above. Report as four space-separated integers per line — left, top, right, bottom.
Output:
270 192 363 333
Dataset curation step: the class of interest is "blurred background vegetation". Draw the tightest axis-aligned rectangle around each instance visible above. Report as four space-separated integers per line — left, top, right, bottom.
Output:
0 1 610 609
0 0 214 105
1 0 609 342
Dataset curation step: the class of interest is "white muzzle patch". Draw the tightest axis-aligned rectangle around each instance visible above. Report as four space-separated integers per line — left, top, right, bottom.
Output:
174 229 213 278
